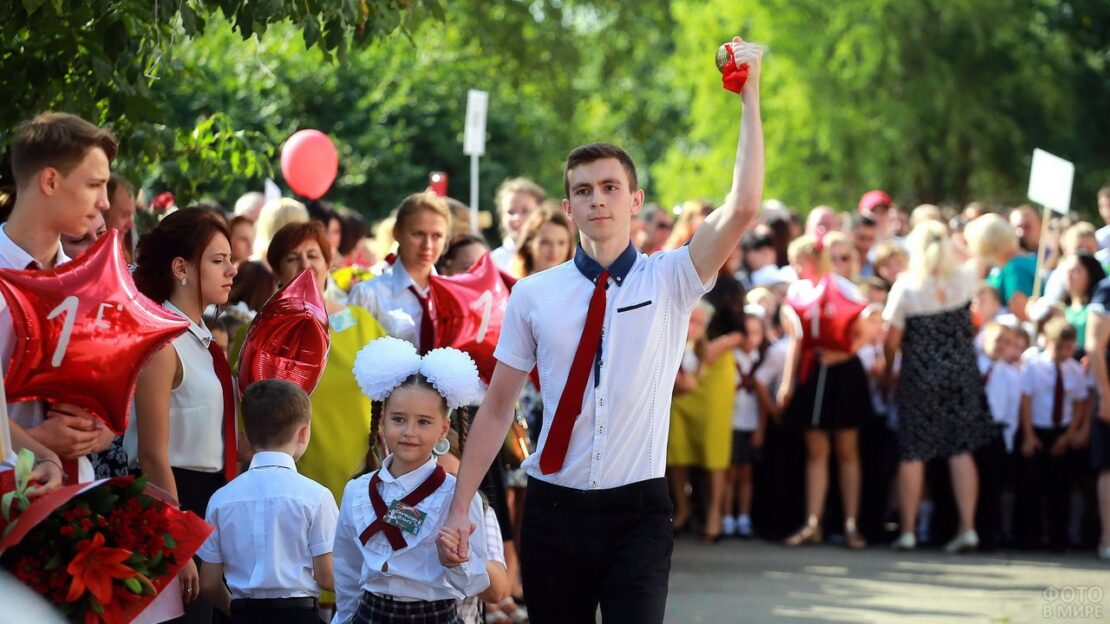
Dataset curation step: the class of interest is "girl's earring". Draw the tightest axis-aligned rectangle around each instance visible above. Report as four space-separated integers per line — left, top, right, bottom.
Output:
180 277 188 286
432 437 450 457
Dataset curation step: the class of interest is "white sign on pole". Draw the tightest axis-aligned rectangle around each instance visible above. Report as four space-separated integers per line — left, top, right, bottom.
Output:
463 90 489 157
264 178 282 205
1027 148 1075 215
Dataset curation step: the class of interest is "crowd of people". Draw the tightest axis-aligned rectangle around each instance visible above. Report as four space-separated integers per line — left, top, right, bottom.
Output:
1 43 1106 624
664 186 1110 562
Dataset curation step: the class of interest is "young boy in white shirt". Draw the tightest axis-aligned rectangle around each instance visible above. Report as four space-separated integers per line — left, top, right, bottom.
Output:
1017 317 1089 550
976 321 1022 549
198 379 338 623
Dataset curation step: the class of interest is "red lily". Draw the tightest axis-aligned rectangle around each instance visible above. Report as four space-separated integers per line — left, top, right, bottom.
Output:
66 532 135 605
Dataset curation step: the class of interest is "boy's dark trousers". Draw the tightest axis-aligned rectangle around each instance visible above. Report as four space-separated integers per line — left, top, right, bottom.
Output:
229 598 322 624
520 477 673 624
974 425 1011 550
1016 427 1073 549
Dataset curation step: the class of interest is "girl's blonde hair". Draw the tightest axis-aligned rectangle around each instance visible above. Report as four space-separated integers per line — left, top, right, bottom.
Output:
823 230 859 281
394 191 453 236
787 234 832 276
906 219 959 285
253 198 309 260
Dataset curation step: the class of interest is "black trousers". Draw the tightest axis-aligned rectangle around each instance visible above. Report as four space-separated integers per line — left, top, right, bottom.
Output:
974 426 1011 550
230 598 321 624
1016 427 1074 548
520 477 673 624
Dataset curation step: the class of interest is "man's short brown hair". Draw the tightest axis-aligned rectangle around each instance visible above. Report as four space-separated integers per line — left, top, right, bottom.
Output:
241 379 312 449
563 142 638 198
10 112 117 188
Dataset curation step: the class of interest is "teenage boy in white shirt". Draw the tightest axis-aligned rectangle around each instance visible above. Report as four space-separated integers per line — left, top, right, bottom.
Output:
439 37 765 624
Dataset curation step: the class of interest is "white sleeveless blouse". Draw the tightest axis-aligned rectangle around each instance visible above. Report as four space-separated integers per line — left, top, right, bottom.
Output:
163 301 225 472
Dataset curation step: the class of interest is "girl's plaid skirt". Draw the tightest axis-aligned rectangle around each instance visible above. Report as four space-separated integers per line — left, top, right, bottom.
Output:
351 592 463 624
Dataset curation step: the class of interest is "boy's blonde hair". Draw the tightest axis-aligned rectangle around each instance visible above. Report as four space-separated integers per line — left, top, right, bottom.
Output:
981 321 1009 360
1043 316 1077 344
964 213 1019 262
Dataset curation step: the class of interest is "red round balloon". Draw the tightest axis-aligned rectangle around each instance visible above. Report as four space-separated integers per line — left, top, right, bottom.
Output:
237 269 331 396
786 275 868 353
281 129 339 200
0 230 191 434
427 253 513 383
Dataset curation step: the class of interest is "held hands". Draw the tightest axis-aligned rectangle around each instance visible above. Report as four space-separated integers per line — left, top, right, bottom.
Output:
37 403 101 459
436 507 476 568
1021 433 1042 458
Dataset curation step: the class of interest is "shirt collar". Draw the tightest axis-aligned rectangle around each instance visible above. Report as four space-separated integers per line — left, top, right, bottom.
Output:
388 260 437 295
162 300 214 347
0 223 70 269
572 241 638 287
249 451 298 472
380 455 437 490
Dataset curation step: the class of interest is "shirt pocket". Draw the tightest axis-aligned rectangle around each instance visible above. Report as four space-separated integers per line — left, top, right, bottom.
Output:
616 299 653 314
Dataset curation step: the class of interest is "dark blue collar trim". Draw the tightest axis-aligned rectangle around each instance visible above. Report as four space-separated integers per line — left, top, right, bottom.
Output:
573 241 637 286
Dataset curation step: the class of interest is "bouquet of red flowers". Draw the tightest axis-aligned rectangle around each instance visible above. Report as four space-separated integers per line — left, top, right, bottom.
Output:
1 451 211 624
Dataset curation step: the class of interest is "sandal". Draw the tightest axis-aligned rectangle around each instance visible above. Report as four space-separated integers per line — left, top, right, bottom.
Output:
844 518 867 550
784 519 822 547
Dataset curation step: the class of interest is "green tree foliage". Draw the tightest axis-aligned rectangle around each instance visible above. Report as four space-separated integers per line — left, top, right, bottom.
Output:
655 0 1110 214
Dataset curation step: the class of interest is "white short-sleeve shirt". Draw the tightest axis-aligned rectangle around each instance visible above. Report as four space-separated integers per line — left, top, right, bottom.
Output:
732 349 776 431
1020 350 1089 428
197 451 339 599
978 355 1021 452
494 242 714 491
347 261 436 352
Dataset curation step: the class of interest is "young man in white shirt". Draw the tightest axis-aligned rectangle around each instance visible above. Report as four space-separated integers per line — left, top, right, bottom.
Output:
1 112 118 487
438 37 764 623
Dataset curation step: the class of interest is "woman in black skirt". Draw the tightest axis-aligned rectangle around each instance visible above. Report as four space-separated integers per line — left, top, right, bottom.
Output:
1085 276 1110 561
778 234 877 549
883 220 995 553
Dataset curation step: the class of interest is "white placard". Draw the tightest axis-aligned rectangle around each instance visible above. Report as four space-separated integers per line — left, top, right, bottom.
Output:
463 90 489 157
1028 148 1075 215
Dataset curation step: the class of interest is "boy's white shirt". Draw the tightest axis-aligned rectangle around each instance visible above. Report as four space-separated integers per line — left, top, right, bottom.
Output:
332 456 488 624
977 354 1021 452
1020 350 1090 429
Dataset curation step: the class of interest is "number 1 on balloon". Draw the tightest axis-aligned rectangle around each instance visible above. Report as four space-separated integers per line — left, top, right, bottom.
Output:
47 295 78 367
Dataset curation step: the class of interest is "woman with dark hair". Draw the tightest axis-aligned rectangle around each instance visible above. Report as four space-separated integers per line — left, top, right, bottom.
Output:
263 221 386 504
439 234 490 276
1060 253 1107 354
132 208 238 621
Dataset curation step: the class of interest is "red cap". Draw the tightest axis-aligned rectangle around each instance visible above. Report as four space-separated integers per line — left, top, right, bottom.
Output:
858 190 892 215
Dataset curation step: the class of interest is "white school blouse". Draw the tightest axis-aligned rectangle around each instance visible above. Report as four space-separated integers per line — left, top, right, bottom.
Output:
731 349 776 432
162 301 225 472
0 226 95 482
331 457 489 624
197 451 339 599
346 261 435 353
495 243 714 491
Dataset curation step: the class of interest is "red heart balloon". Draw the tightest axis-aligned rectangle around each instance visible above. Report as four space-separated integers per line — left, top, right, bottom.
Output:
786 275 867 353
237 269 330 395
0 230 190 434
427 253 513 383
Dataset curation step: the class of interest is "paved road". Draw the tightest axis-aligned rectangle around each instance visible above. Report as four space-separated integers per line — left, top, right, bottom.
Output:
666 537 1110 623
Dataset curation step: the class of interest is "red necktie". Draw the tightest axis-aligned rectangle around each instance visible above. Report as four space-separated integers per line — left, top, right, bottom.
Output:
208 342 238 482
360 465 447 549
1051 363 1064 427
981 364 993 386
25 260 82 483
407 285 435 355
540 271 609 475
736 354 763 393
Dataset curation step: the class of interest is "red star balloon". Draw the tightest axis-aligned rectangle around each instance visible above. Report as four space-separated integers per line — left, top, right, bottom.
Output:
0 230 190 434
428 253 513 383
786 274 868 353
237 269 330 396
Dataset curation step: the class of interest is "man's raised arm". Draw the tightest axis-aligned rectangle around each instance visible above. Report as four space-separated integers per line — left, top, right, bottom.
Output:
689 36 765 283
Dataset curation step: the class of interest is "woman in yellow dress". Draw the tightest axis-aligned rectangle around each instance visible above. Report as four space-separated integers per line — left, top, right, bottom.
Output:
248 221 387 504
669 299 743 542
